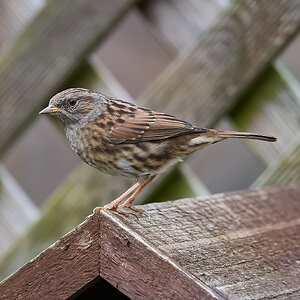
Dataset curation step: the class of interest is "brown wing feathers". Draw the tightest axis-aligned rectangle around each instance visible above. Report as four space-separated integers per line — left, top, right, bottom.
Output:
105 99 203 144
102 98 276 145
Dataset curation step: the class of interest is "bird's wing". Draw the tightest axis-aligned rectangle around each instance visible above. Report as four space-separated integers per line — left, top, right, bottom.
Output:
102 99 201 144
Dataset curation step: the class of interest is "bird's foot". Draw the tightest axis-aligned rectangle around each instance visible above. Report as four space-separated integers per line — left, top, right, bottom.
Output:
118 203 144 214
93 204 129 217
93 200 143 216
93 203 114 212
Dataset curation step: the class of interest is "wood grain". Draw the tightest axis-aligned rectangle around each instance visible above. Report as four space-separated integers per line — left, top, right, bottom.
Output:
0 0 136 156
1 214 100 300
100 212 221 300
109 184 300 299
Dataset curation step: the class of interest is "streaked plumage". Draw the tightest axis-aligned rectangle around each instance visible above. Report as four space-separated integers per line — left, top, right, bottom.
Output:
40 88 277 213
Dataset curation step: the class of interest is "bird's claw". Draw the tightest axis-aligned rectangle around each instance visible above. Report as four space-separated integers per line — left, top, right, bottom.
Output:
93 205 129 217
93 204 116 213
119 204 144 214
93 203 143 216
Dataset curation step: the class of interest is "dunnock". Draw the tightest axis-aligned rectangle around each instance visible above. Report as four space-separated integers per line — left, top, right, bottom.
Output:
40 88 276 213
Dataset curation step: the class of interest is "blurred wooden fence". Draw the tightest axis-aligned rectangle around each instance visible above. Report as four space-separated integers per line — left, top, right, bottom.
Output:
0 0 300 298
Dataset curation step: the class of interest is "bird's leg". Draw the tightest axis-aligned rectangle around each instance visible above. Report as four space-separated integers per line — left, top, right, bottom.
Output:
119 176 156 213
93 182 140 213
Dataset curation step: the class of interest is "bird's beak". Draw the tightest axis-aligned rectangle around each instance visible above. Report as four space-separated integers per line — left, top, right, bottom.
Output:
39 105 61 115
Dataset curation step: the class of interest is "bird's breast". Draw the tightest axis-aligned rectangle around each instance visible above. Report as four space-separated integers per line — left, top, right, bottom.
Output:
65 124 190 178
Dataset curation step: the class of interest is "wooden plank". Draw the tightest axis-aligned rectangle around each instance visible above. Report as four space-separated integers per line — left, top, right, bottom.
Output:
108 184 300 299
139 0 300 129
0 0 136 156
2 184 299 299
1 214 99 300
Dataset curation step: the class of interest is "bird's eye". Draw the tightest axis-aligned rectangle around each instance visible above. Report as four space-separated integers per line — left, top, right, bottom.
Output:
69 99 77 107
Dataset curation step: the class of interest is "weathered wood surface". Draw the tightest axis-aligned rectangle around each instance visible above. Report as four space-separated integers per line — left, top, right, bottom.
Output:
140 0 300 129
106 184 300 299
2 184 299 299
101 212 219 300
0 0 136 156
1 214 99 300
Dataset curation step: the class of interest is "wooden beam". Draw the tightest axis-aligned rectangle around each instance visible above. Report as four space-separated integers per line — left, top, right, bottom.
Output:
2 184 299 299
0 0 136 156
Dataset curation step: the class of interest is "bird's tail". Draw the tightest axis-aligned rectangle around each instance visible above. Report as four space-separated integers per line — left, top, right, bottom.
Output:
216 130 277 142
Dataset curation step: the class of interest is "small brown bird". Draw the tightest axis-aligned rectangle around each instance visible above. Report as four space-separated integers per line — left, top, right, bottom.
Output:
40 88 276 213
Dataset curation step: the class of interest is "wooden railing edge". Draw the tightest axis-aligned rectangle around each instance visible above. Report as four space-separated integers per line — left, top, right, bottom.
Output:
0 211 221 300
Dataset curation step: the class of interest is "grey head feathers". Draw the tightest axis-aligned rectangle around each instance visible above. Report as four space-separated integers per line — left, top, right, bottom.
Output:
48 88 108 128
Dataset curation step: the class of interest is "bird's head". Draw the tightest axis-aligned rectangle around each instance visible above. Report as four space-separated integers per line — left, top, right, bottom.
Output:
39 88 106 128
